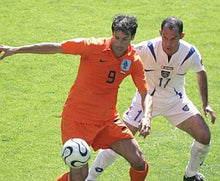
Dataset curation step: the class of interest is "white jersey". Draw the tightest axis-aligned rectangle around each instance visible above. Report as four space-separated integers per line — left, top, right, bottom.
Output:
123 38 204 126
134 37 205 105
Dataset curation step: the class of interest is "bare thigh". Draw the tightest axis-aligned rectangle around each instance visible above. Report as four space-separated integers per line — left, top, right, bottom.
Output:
177 114 211 144
110 138 146 171
125 121 139 135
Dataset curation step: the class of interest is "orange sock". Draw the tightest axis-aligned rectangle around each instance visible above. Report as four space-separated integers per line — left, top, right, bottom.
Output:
129 162 149 181
56 172 70 181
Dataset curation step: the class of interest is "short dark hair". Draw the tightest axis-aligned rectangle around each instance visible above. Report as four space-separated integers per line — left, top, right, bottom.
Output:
111 14 138 36
161 17 183 34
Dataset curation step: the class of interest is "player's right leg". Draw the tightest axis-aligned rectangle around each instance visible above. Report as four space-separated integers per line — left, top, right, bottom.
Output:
86 105 142 180
90 116 148 181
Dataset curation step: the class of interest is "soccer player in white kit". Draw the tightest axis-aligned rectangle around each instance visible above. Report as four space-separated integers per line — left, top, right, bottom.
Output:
86 17 216 181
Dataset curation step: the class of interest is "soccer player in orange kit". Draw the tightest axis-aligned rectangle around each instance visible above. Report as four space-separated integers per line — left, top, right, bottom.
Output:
0 14 152 181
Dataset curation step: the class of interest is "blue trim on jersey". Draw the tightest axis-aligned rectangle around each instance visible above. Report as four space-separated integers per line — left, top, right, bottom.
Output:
181 46 195 66
168 55 172 62
150 88 156 96
147 41 156 62
174 88 183 99
145 69 155 72
177 72 187 76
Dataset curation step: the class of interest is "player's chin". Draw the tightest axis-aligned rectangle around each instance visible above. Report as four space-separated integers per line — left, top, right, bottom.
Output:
115 50 126 57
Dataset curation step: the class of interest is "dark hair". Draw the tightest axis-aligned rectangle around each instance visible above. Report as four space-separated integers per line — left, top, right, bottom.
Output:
161 17 183 34
111 14 138 36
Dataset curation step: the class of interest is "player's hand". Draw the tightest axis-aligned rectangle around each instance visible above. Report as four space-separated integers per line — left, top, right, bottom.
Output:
0 45 17 60
138 117 151 139
203 105 216 124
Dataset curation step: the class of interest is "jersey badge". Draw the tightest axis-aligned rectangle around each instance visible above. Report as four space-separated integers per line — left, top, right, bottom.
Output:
121 59 131 71
161 65 173 78
95 167 104 173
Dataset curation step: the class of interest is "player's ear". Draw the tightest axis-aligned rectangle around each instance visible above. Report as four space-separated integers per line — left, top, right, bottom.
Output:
159 30 162 36
180 32 185 39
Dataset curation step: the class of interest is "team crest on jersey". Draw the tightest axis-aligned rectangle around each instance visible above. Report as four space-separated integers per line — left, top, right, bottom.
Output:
121 59 131 71
161 70 170 78
161 65 173 78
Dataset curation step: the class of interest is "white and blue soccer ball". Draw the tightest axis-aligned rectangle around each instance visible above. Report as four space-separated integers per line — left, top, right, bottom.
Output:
61 138 91 168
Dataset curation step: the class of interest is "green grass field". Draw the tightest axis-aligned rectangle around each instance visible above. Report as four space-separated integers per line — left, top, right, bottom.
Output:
0 0 219 180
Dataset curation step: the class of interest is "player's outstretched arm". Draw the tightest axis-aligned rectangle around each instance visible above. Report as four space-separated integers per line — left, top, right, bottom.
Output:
197 70 216 124
139 91 153 138
0 43 62 60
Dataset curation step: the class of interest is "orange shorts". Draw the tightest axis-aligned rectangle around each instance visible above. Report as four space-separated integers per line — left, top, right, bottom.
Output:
61 117 133 151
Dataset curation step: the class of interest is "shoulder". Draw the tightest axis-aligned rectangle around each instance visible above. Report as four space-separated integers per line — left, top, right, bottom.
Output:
84 37 109 47
179 39 192 48
127 45 142 62
124 46 143 67
61 37 109 55
179 39 201 56
62 37 108 47
86 37 107 43
134 37 161 52
180 40 199 51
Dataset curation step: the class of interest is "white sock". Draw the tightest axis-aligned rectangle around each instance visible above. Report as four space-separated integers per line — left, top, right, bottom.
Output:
185 140 210 177
86 149 117 180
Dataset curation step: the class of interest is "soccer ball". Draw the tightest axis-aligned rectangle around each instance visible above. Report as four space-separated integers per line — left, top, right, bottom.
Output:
61 138 91 168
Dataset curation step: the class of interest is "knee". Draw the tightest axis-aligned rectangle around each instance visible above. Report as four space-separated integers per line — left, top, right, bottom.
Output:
196 128 211 145
193 117 211 145
131 155 146 171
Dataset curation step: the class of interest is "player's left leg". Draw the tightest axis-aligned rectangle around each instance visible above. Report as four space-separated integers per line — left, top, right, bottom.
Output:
177 114 211 181
89 118 148 181
86 119 140 181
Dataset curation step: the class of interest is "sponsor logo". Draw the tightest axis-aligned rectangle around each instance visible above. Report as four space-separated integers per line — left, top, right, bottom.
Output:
161 65 173 71
95 167 104 173
182 105 189 111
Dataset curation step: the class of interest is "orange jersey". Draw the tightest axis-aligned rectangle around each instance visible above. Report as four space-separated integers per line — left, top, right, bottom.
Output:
61 37 148 123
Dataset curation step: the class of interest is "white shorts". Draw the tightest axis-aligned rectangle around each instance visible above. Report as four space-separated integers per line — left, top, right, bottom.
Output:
123 91 200 127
